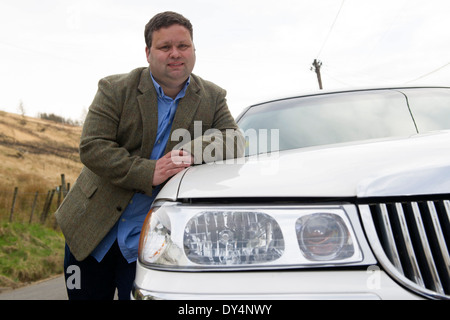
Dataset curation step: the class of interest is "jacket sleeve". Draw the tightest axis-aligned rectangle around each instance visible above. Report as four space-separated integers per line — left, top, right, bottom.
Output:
79 77 156 195
179 87 245 164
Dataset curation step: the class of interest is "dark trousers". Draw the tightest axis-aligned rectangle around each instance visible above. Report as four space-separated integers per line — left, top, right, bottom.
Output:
63 241 136 300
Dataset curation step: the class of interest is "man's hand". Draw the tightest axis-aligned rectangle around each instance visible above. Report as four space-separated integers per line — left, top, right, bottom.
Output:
152 150 194 186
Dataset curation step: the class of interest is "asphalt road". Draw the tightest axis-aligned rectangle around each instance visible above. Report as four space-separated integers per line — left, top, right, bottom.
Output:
0 275 67 300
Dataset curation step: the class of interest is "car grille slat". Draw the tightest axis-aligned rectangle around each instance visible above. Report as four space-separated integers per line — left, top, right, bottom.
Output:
361 198 450 299
393 202 425 287
426 201 450 290
409 202 444 294
375 204 404 274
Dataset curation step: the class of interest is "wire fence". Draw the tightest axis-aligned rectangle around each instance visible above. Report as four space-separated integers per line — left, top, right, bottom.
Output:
1 174 70 229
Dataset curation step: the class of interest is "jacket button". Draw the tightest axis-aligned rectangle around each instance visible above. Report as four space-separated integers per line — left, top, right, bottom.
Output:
116 206 122 212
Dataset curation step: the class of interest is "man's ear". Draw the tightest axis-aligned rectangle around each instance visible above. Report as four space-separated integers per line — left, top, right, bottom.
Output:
145 46 151 64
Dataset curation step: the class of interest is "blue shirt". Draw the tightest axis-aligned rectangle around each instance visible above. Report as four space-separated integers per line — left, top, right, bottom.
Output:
91 72 190 263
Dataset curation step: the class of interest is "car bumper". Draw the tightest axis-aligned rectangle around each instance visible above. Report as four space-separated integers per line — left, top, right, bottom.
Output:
132 260 422 300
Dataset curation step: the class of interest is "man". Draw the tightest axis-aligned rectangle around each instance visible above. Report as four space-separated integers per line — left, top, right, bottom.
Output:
56 11 243 300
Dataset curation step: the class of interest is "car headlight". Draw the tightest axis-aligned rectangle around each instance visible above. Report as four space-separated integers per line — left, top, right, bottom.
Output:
139 202 374 271
184 211 284 265
296 213 354 261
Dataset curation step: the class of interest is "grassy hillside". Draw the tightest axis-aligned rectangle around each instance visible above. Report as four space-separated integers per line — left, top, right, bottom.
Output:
0 111 83 220
0 111 82 191
0 221 65 288
0 111 83 288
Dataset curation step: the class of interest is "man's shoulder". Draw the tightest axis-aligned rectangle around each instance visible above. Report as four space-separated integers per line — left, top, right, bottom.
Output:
190 73 226 95
101 67 148 87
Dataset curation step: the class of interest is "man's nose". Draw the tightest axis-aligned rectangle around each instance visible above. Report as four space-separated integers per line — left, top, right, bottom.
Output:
169 47 181 58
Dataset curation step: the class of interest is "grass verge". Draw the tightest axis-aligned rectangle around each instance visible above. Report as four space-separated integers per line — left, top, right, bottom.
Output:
0 221 65 289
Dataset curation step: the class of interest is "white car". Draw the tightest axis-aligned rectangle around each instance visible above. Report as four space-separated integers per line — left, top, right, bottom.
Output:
133 87 450 300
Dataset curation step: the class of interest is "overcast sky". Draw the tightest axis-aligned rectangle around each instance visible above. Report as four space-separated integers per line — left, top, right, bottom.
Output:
1 0 450 121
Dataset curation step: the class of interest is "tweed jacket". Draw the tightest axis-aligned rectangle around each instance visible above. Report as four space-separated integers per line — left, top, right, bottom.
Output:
55 67 243 261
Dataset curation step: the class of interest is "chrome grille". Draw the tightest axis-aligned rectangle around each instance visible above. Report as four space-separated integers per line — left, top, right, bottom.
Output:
360 199 450 299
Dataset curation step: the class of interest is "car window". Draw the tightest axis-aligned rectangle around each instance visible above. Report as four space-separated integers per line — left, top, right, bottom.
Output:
238 90 418 155
403 88 450 132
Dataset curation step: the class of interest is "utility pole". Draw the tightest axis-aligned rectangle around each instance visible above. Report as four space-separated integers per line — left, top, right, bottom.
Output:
311 59 323 90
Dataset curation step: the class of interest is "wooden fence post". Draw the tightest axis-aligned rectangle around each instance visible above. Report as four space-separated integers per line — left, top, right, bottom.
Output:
40 190 51 224
44 189 55 223
3 174 71 226
57 185 62 207
29 191 39 224
61 174 66 196
9 187 18 222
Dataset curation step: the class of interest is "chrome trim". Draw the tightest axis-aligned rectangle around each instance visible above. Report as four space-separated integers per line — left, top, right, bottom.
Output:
428 201 450 282
444 201 450 221
395 203 424 287
360 201 450 300
379 204 404 274
131 283 381 300
411 202 444 294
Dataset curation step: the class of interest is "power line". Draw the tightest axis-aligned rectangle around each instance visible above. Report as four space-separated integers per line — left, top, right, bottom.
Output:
316 0 346 59
405 62 450 84
321 67 353 87
361 0 408 70
311 0 345 90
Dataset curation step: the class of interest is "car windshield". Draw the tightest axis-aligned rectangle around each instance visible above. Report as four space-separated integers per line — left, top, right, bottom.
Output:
237 88 450 155
402 88 450 132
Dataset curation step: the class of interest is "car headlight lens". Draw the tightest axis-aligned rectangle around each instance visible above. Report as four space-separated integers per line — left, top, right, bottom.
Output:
139 206 187 266
296 213 354 261
139 203 370 271
184 211 284 265
139 208 171 263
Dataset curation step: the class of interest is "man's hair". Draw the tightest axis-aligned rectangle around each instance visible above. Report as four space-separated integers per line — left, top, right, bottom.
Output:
144 11 193 48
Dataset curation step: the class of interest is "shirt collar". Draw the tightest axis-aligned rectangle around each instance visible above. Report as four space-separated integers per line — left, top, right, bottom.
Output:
150 71 190 100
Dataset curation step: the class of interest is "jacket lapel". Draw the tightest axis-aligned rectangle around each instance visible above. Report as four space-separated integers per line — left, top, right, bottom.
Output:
166 77 201 153
137 68 158 159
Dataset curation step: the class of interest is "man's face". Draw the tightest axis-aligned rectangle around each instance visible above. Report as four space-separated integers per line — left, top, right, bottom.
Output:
146 24 196 91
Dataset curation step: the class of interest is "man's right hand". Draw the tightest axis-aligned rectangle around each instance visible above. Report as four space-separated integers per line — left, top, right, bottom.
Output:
152 150 194 186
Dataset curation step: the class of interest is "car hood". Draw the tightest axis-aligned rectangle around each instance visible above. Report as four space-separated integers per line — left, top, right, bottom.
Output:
157 131 450 201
